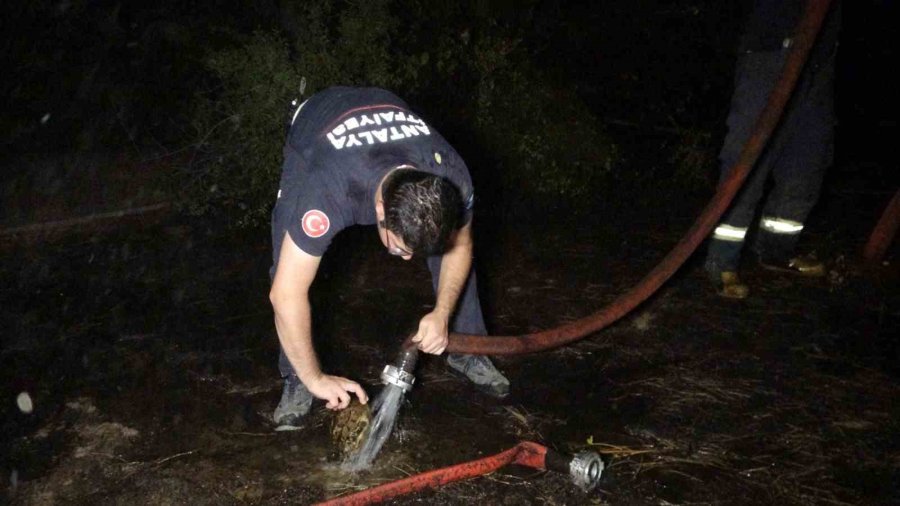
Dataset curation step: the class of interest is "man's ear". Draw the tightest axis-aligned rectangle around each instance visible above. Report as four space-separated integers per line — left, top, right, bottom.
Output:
375 199 385 221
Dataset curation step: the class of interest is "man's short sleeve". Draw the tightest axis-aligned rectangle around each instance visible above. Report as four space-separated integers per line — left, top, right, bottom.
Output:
287 211 331 257
462 193 475 225
273 177 346 258
431 143 474 226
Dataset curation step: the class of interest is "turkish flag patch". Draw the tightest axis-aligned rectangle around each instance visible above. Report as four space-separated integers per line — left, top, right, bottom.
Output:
301 210 330 238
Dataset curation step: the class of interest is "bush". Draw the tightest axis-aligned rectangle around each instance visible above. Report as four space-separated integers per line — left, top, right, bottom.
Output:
467 35 619 205
184 1 621 226
184 31 302 226
183 0 412 226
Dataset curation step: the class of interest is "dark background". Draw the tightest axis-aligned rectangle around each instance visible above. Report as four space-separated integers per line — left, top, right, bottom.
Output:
1 0 895 195
2 1 898 505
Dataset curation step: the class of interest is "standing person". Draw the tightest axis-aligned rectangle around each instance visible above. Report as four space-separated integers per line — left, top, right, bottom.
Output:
705 0 841 298
269 87 510 429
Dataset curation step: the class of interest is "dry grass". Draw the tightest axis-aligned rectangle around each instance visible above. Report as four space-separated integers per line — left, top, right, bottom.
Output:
586 342 899 505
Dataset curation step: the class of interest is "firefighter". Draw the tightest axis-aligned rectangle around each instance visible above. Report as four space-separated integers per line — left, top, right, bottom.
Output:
705 0 841 298
269 87 510 429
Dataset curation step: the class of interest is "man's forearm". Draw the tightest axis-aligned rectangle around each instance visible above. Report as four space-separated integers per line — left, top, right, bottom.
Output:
272 296 321 384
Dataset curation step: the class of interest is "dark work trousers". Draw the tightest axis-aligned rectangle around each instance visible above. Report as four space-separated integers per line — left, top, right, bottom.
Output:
705 46 835 274
425 255 489 336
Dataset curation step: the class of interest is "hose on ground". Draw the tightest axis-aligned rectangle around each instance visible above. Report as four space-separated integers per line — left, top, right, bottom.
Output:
316 442 597 506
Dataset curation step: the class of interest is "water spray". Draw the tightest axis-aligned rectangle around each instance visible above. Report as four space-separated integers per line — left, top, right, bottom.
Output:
341 347 418 471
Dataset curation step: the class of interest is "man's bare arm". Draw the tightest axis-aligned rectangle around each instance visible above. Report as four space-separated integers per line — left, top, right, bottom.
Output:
435 221 473 319
413 221 474 354
269 232 367 408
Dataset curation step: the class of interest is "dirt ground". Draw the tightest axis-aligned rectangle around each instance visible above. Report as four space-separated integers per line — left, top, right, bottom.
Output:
1 163 898 505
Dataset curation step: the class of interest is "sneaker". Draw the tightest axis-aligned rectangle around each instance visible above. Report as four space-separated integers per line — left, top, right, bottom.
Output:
273 374 313 430
759 253 826 277
447 353 510 398
712 271 749 299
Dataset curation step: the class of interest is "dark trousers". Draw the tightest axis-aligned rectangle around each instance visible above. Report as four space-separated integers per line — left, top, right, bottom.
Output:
705 47 834 273
276 251 487 378
425 255 488 336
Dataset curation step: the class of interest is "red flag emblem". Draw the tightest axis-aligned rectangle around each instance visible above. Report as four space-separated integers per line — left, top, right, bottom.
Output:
301 210 330 238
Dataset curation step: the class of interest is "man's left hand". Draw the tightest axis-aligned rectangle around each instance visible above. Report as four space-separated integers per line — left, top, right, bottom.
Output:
412 311 449 354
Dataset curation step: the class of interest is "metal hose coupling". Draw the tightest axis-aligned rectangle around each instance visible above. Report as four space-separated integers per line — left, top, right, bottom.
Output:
380 347 419 393
545 448 604 492
568 451 604 492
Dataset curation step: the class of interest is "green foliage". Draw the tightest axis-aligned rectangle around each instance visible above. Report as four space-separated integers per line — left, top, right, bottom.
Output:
185 0 415 225
185 0 621 225
186 31 302 226
281 0 404 91
467 35 619 202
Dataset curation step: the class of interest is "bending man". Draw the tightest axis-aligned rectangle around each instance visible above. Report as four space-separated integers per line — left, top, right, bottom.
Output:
269 87 510 429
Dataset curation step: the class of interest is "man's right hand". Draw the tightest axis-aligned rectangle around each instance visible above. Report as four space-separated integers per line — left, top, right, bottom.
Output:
305 373 368 410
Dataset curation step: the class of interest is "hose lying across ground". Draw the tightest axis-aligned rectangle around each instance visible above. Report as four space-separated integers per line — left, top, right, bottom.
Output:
319 442 601 506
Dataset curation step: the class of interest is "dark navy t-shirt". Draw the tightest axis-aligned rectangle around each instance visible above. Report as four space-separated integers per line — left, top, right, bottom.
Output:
272 87 474 262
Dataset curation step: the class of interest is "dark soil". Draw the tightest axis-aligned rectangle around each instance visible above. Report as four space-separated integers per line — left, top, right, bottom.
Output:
2 168 898 505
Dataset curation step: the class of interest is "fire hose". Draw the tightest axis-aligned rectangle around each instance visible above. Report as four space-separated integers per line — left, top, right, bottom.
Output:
863 189 900 265
317 442 603 506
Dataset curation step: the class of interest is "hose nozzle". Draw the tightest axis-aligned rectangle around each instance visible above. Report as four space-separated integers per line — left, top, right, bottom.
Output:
380 347 418 393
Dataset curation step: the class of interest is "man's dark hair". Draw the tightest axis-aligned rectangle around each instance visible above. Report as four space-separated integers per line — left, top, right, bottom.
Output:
381 168 463 256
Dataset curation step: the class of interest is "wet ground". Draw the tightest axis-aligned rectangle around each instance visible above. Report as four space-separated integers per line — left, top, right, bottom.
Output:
1 169 899 505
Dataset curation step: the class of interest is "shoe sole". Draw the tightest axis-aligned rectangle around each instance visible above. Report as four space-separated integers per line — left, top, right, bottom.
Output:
717 289 748 300
759 262 826 277
274 424 304 432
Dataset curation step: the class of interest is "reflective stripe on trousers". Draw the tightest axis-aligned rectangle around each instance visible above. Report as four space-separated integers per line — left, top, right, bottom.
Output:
760 216 804 234
712 224 748 242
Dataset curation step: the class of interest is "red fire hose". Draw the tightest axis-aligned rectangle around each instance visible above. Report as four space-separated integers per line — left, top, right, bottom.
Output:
317 442 601 506
863 189 900 265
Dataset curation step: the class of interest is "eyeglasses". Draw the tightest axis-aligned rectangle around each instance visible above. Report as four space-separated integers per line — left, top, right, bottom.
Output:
379 220 413 257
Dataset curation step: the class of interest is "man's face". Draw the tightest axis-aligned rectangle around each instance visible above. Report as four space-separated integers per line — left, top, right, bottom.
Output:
378 220 413 260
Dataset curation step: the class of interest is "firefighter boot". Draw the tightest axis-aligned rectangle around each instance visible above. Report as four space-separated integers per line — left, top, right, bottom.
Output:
712 271 750 299
759 253 826 277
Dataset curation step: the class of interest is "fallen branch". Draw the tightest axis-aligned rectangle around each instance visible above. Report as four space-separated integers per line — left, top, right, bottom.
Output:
149 449 197 468
0 202 170 236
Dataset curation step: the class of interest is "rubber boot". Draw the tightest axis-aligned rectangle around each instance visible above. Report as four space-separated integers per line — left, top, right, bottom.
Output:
712 271 750 299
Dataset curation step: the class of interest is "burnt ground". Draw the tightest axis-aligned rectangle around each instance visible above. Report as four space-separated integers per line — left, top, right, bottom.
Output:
1 162 899 505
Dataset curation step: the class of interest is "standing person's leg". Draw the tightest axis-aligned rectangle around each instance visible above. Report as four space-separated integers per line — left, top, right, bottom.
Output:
755 57 835 275
426 255 510 398
704 50 788 297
